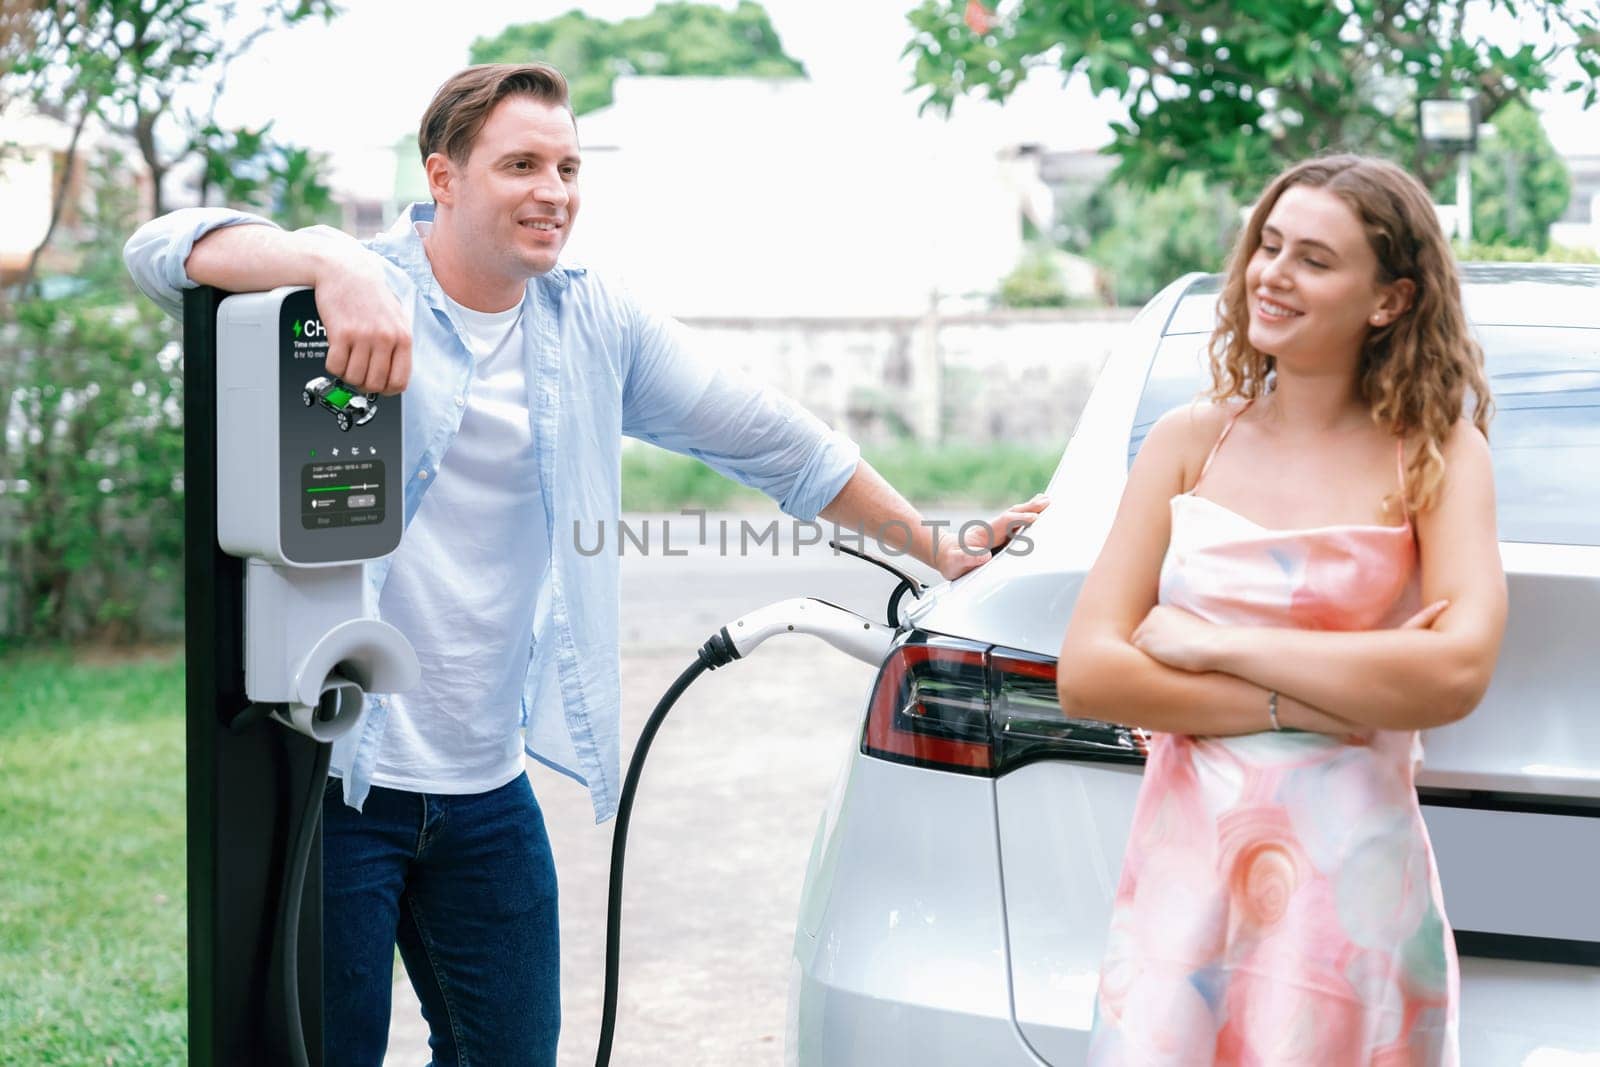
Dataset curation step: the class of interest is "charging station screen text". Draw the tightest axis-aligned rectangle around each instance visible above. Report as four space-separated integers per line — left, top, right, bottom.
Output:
278 288 403 563
301 460 387 529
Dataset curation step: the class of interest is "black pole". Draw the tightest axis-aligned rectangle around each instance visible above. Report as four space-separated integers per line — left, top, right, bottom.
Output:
184 286 324 1066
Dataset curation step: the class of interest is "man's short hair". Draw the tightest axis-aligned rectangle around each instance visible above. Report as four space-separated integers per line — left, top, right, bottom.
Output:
418 63 572 165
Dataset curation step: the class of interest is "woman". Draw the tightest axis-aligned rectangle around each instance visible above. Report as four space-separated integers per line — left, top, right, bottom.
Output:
1057 155 1507 1065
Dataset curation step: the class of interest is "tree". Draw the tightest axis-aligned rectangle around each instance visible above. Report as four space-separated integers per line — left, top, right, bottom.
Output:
998 249 1072 307
1 150 185 645
196 122 338 231
470 1 806 116
1452 99 1572 250
1076 172 1240 305
905 1 1600 195
0 3 341 644
3 0 339 287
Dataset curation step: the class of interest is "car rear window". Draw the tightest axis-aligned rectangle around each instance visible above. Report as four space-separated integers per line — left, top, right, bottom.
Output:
1127 324 1600 547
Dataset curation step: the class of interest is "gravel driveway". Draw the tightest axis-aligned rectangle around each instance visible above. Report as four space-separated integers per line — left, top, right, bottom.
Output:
382 510 939 1065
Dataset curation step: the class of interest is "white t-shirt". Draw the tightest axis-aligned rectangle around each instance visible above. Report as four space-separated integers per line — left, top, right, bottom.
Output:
369 294 547 794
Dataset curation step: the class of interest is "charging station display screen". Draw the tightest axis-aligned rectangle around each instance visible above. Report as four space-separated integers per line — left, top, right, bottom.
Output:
278 289 403 564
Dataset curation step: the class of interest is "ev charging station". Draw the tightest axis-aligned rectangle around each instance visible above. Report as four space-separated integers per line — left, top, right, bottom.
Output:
181 283 904 1066
183 285 417 1066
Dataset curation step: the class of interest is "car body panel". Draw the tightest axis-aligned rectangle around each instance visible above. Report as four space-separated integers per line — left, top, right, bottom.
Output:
1453 957 1600 1063
1424 805 1600 944
994 760 1144 1064
788 746 1043 1065
1420 550 1600 800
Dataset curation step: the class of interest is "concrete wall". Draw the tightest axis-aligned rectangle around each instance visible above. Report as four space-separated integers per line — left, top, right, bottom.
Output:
673 308 1135 448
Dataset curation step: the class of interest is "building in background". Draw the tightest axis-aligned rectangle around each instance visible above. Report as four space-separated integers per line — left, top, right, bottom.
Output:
1034 146 1117 212
0 110 62 282
0 104 157 284
0 103 160 284
543 75 1043 317
1551 153 1600 250
374 74 1056 316
323 135 410 240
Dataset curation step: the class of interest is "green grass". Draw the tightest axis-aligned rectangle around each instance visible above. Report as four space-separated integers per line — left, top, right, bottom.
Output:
1463 240 1600 263
621 443 768 511
621 442 1061 511
863 443 1060 507
0 648 187 1065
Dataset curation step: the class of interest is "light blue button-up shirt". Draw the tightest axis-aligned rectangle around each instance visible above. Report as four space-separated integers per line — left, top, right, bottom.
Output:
125 204 860 821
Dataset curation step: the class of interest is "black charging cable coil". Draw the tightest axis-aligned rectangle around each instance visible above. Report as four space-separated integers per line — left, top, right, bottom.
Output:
595 631 739 1066
282 739 332 1067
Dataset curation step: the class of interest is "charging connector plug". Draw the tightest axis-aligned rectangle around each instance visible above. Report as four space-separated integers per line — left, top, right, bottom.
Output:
596 595 897 1066
716 597 897 666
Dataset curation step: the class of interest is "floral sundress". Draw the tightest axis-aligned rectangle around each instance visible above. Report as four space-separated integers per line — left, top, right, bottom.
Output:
1088 412 1459 1066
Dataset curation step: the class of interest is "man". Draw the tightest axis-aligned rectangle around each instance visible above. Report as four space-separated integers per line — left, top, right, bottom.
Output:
125 63 1046 1066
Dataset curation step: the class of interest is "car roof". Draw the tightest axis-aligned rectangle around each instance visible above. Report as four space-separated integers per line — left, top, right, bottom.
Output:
1164 262 1600 335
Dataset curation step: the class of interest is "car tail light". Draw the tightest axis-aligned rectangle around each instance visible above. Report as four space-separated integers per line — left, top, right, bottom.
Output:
862 632 1149 776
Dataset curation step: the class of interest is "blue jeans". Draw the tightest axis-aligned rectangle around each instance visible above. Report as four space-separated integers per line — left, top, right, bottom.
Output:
320 774 560 1067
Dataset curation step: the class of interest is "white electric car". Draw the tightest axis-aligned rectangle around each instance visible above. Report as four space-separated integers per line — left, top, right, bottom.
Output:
788 264 1600 1065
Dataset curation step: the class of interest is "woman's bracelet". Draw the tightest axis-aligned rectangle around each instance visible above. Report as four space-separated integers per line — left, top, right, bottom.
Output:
1267 690 1282 731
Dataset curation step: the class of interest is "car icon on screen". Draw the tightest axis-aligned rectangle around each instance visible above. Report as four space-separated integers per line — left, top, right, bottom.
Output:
302 375 377 432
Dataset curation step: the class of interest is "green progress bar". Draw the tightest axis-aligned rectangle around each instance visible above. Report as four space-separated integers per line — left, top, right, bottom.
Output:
306 485 353 493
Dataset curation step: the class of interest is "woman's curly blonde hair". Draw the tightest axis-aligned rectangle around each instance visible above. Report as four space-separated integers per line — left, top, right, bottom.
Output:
1208 154 1493 512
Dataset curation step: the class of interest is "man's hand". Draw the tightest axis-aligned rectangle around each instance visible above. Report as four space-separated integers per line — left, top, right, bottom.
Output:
312 247 412 396
934 493 1050 581
180 221 413 395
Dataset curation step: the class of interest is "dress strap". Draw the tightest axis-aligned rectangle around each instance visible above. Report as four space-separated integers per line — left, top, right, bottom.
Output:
1189 400 1252 494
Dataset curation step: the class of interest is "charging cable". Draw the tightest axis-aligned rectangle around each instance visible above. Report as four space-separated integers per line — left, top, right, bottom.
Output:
281 740 332 1067
257 679 355 1067
595 598 896 1066
256 597 889 1067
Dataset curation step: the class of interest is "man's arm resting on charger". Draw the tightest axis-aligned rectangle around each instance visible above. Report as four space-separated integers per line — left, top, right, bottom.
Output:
183 224 413 395
180 220 341 294
121 210 411 395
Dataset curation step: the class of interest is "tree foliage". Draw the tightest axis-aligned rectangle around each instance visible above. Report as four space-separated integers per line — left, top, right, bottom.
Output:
196 122 338 231
998 249 1073 307
0 3 340 644
470 0 806 115
1 153 184 646
1462 239 1599 262
906 0 1600 194
3 0 338 282
1073 172 1240 305
1452 99 1572 250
